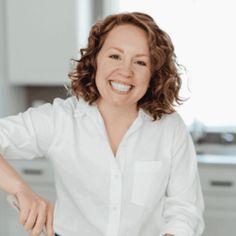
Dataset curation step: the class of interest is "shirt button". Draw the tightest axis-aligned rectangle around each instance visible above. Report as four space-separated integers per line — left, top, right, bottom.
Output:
112 206 117 211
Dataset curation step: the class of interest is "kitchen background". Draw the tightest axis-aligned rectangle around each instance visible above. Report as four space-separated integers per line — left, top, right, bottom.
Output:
0 0 236 235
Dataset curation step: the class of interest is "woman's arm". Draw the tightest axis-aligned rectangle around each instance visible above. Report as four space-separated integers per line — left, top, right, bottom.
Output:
0 154 29 194
160 115 204 236
0 102 57 235
0 154 54 236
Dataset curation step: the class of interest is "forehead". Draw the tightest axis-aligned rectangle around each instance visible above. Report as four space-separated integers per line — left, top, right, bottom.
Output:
102 24 150 53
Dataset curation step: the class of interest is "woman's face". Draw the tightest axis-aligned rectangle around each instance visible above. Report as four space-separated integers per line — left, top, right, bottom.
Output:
95 24 151 110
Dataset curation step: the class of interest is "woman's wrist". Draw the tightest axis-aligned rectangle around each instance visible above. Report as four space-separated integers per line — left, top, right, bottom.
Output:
14 180 32 196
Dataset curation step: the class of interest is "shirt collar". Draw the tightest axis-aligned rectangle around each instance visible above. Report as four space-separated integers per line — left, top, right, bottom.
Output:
74 96 153 122
74 97 95 118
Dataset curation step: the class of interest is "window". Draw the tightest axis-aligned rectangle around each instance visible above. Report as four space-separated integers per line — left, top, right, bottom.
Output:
116 0 236 131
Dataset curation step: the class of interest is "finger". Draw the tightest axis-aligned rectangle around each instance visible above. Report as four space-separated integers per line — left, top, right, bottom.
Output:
19 208 30 226
46 204 54 236
23 203 37 231
31 204 47 236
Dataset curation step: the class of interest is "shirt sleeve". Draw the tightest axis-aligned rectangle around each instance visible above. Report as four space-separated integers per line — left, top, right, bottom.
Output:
0 103 54 160
159 115 205 236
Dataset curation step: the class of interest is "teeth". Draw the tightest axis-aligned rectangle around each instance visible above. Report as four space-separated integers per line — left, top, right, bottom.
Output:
110 81 132 92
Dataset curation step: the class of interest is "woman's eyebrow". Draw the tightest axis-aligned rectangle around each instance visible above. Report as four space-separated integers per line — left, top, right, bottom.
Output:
108 47 124 53
135 54 149 58
108 47 149 57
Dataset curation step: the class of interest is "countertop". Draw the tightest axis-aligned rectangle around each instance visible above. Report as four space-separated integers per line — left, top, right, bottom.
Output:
197 154 236 165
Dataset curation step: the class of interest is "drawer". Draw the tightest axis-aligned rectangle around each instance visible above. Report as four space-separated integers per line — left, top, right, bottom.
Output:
204 195 236 210
7 159 54 184
199 164 236 195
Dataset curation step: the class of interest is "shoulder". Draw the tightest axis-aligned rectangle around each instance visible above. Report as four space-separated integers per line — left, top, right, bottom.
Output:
140 111 188 142
150 112 190 141
150 111 186 131
37 96 79 118
19 96 79 125
51 96 92 118
51 96 78 111
162 111 185 126
161 112 191 145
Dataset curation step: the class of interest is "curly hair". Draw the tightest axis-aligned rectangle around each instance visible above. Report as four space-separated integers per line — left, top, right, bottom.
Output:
68 12 183 120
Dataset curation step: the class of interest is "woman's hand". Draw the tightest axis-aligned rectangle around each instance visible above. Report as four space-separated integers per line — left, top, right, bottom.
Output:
16 188 54 236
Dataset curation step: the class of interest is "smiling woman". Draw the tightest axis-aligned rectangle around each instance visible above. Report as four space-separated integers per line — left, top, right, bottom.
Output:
0 12 204 236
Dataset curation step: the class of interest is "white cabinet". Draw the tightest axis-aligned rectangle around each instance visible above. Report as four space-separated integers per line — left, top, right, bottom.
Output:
5 0 77 85
0 159 56 236
198 161 236 235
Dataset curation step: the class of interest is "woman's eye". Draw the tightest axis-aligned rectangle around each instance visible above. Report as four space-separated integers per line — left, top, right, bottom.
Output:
109 54 120 60
135 60 147 66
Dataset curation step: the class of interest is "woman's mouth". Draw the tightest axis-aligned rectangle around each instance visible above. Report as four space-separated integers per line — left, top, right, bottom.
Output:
109 80 133 94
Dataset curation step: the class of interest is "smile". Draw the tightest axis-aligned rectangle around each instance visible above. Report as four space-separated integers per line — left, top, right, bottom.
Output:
109 80 133 93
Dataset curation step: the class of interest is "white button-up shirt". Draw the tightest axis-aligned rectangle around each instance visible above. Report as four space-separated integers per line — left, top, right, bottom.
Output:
0 96 204 236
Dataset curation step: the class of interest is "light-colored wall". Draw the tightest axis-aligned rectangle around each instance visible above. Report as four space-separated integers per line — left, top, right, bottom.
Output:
0 0 109 117
0 0 27 117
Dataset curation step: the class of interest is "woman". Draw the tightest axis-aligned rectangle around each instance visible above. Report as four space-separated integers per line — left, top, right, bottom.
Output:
0 12 204 236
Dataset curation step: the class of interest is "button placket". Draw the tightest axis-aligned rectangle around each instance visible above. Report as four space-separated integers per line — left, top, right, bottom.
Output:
106 167 122 236
116 143 127 172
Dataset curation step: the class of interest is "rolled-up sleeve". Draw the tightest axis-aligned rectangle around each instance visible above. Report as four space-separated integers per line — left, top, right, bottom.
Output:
160 117 204 236
0 103 54 160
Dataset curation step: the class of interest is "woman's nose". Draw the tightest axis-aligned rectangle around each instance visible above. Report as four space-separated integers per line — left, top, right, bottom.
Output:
118 60 133 77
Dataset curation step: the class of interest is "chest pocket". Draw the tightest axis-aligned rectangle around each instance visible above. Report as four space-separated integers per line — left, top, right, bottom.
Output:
131 160 163 207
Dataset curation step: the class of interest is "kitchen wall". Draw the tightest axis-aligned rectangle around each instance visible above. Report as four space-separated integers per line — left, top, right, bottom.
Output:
26 86 68 107
0 0 79 117
0 0 108 117
0 0 28 117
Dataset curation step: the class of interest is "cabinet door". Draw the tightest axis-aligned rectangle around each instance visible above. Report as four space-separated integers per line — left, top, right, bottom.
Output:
203 210 236 236
0 190 7 236
199 164 236 236
203 195 236 235
6 0 77 85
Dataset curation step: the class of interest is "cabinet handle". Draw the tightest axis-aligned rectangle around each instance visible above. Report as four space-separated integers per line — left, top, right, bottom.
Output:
22 168 43 175
210 180 233 187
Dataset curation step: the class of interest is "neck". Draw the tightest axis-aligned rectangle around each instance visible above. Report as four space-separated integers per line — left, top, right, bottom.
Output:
96 99 138 123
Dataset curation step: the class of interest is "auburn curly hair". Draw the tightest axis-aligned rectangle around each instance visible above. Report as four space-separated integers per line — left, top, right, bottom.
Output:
68 12 183 120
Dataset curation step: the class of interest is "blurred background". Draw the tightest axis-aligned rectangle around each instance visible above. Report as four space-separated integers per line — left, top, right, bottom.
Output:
0 0 236 235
